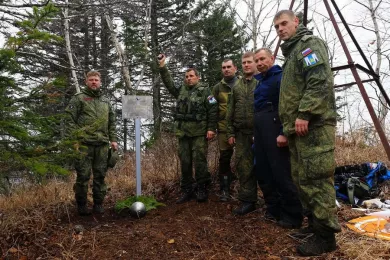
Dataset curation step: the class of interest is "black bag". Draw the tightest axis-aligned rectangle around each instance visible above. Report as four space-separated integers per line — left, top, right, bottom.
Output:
334 162 387 205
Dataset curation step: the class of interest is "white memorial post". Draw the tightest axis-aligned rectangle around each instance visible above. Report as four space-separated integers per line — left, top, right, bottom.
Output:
122 96 153 196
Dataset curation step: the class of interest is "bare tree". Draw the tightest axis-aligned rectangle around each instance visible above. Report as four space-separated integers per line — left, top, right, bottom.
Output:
62 0 80 93
226 0 304 51
353 0 389 128
100 0 132 92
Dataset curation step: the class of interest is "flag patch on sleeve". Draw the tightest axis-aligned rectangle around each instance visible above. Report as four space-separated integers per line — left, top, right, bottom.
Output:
303 53 319 67
301 48 312 56
207 95 217 104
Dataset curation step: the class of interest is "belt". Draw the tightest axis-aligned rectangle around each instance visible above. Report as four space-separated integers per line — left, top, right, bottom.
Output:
255 102 277 113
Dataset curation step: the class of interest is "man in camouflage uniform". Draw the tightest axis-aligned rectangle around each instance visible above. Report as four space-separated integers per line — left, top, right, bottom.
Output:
65 71 118 216
212 59 239 202
158 54 217 204
274 10 341 256
227 52 258 215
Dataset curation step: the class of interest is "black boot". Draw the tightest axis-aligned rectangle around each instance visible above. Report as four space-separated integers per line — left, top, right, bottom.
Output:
232 202 256 215
77 203 91 216
264 211 280 221
289 214 314 238
219 176 230 202
93 204 104 214
197 184 208 202
297 233 336 256
176 188 194 204
277 213 302 229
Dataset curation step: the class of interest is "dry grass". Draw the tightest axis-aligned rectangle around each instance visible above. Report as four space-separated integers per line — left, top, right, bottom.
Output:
1 134 390 259
335 138 390 166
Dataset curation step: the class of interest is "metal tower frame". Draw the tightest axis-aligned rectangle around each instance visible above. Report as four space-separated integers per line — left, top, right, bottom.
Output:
274 0 390 160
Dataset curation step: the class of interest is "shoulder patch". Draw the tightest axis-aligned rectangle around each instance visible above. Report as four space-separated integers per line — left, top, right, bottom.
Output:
301 48 312 57
303 53 320 67
207 95 217 104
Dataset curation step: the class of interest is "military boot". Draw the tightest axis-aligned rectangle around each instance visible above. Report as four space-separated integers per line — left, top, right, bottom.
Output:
93 204 104 214
197 184 208 202
297 233 336 256
290 214 314 237
278 219 302 229
219 176 230 202
232 202 256 215
77 203 91 216
176 188 194 204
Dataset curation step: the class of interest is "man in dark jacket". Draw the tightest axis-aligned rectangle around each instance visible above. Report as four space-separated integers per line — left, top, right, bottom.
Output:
158 54 218 204
65 70 118 216
212 59 239 202
227 52 258 215
274 10 341 256
253 48 302 228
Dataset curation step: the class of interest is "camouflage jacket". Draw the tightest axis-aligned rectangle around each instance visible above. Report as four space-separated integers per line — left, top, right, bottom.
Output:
226 77 257 137
280 24 337 136
212 77 239 133
159 66 218 137
65 87 117 144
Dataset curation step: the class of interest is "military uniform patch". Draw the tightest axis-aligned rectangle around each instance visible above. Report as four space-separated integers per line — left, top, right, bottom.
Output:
207 95 217 104
303 53 319 67
301 48 312 56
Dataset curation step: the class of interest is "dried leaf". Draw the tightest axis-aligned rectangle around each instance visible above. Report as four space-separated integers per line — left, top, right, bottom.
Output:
167 239 175 244
72 232 83 241
9 247 18 253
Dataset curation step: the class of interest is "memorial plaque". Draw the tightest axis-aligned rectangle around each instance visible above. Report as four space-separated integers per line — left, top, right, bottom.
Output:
122 95 153 119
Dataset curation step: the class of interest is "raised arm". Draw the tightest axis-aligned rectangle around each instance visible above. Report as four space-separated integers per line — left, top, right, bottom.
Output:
158 54 180 99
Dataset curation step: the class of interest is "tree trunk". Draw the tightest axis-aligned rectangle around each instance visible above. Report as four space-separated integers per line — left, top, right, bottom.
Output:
368 0 387 128
83 15 90 71
103 12 132 91
150 0 161 139
100 14 110 88
92 15 98 69
63 0 80 93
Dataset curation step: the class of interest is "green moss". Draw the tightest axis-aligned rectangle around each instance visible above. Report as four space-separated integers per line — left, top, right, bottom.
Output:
115 195 165 213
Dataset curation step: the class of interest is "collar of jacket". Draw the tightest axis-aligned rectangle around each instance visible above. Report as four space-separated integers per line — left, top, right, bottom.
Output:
280 24 313 57
255 65 283 81
243 75 256 82
82 87 102 98
184 82 204 89
221 76 238 86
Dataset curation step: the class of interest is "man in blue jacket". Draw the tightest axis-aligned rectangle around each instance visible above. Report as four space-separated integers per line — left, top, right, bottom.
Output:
253 48 302 228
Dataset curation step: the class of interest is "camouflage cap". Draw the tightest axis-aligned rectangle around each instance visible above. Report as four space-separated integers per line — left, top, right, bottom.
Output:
107 148 119 168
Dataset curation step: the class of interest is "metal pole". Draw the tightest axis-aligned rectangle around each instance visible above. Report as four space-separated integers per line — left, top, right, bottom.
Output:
135 117 141 196
331 0 390 107
303 0 308 26
273 0 296 58
323 0 390 160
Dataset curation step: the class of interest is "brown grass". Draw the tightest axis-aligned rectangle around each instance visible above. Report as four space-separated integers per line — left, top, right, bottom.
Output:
1 133 390 259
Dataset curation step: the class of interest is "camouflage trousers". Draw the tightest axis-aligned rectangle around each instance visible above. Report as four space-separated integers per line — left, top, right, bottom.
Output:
217 132 233 180
178 135 211 190
288 125 341 234
235 131 257 202
74 143 109 205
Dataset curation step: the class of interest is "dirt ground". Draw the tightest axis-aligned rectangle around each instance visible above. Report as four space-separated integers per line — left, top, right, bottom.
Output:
0 183 352 260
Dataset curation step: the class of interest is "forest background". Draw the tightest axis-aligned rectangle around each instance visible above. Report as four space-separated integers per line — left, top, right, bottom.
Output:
0 0 389 192
0 1 390 259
